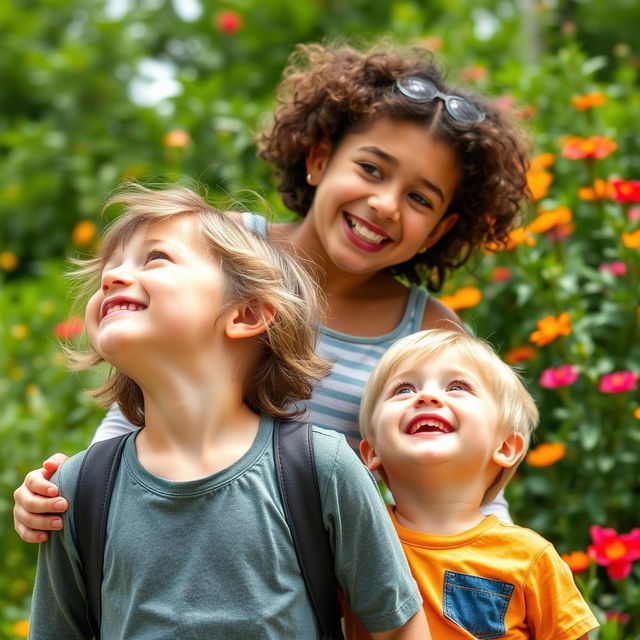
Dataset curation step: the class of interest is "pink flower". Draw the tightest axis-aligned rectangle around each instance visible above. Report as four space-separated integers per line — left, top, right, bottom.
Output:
598 371 638 393
599 261 627 276
54 317 84 340
539 365 579 388
628 207 640 222
215 10 243 34
588 525 640 579
605 610 630 625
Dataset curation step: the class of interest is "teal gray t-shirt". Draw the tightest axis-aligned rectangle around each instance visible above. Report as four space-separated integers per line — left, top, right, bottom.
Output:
29 416 421 639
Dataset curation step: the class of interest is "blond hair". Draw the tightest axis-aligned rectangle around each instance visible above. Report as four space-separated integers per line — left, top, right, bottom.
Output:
67 183 331 425
359 329 538 505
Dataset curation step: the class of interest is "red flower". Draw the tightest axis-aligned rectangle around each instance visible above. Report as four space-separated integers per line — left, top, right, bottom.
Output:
561 136 617 160
215 10 243 34
55 317 84 339
588 525 640 579
612 179 640 203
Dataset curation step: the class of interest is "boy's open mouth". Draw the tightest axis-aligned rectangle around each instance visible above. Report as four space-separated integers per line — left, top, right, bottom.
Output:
405 416 454 435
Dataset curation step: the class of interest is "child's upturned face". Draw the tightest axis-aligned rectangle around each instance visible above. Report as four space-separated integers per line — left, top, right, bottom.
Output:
305 117 461 276
365 352 504 475
85 216 226 366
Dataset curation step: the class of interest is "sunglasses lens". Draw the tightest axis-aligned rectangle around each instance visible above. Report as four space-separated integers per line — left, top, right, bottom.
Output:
446 97 486 123
397 76 438 101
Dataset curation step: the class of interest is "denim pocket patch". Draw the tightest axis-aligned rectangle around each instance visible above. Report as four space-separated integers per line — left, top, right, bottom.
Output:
442 570 514 639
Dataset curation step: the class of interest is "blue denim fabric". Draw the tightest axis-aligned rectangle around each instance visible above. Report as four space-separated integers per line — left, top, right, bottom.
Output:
443 570 514 638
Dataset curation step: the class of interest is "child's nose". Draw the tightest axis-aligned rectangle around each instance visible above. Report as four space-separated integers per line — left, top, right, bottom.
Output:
368 189 400 221
414 392 444 408
101 267 133 293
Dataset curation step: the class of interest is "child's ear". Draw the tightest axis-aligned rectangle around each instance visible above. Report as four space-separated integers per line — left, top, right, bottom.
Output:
420 213 459 252
224 302 276 340
359 439 383 472
305 138 332 186
493 431 526 469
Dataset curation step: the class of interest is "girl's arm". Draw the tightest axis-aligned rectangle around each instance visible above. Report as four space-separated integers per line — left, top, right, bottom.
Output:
14 403 137 542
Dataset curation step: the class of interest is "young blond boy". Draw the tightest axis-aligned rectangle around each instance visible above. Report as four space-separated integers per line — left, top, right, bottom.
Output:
28 184 429 639
345 329 598 639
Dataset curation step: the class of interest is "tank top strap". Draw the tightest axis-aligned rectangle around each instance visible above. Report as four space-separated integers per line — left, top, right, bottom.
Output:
405 284 429 335
241 212 269 237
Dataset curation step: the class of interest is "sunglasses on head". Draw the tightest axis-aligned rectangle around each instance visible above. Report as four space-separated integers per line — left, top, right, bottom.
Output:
396 76 486 123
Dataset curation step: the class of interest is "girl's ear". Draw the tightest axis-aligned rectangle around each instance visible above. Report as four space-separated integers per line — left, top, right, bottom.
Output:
493 431 526 469
359 439 383 472
305 138 332 186
224 302 276 340
421 213 459 252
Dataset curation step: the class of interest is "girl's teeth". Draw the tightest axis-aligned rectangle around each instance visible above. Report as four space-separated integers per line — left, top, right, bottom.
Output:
348 217 386 244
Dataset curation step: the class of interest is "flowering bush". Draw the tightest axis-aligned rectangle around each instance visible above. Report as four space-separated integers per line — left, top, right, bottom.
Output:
442 44 640 637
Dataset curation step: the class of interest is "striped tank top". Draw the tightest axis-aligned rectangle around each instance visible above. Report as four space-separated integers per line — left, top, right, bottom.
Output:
243 213 428 448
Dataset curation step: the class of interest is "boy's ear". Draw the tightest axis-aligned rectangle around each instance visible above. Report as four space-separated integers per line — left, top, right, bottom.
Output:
224 302 276 340
359 439 383 472
305 138 332 186
421 213 459 252
493 431 526 469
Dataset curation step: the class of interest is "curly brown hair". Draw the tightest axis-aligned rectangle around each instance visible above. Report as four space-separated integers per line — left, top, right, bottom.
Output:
257 41 531 291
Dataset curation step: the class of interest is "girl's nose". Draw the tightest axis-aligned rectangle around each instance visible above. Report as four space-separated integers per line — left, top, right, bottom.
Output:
101 266 133 293
368 189 400 221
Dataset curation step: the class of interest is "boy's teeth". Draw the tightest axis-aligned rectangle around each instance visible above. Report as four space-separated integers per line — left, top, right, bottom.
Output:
409 420 451 435
348 216 386 244
106 303 144 316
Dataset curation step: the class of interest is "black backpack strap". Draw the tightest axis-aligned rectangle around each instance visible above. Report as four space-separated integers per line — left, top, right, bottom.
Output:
74 434 129 639
273 420 344 640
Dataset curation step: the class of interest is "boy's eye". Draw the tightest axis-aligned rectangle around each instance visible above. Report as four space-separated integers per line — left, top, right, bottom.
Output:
146 249 170 263
448 379 473 393
390 382 415 397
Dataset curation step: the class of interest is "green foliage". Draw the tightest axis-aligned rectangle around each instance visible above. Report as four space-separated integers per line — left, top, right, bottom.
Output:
1 0 639 638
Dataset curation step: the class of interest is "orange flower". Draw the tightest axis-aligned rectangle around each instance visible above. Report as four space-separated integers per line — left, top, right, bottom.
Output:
578 178 615 201
439 287 482 311
530 312 572 346
561 136 617 160
423 36 443 51
163 129 191 149
460 66 487 82
634 408 640 419
529 153 555 172
561 551 591 573
72 221 97 247
486 227 536 252
571 92 607 111
527 169 553 200
622 229 640 248
12 620 29 638
0 250 18 271
491 266 512 282
504 345 537 364
526 442 566 467
527 206 572 235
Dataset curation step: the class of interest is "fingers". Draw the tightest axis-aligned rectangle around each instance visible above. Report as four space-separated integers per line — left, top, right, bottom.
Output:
42 453 69 479
13 470 68 543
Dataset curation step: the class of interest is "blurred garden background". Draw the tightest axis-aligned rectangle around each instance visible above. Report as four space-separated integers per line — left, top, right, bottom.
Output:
1 0 639 637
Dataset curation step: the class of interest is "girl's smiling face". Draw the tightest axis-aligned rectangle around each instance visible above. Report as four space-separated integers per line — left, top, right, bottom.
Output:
304 117 462 276
85 216 226 367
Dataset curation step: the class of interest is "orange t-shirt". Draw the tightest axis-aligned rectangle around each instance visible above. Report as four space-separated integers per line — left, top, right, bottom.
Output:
344 510 598 639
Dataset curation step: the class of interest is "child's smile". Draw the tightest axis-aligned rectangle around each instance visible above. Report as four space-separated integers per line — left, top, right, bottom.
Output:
304 117 461 277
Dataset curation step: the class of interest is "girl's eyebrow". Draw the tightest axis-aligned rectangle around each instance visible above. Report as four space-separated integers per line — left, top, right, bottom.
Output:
358 145 445 203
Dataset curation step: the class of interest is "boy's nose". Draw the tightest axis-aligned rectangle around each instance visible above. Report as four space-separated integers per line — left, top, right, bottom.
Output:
414 393 444 408
101 267 134 293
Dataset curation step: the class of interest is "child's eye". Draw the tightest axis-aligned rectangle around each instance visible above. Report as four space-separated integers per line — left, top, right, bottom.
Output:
409 192 433 210
359 162 382 179
390 382 415 397
146 249 170 263
448 379 474 393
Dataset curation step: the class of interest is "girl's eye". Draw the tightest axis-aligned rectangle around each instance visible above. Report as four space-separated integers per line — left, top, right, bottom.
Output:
409 192 433 209
146 249 170 263
359 162 382 179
